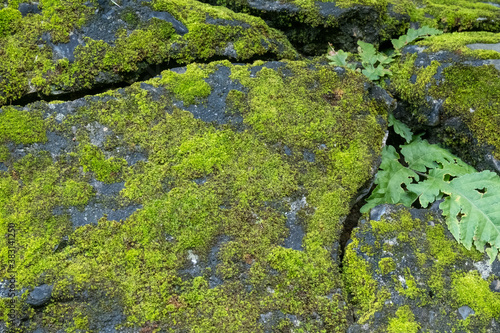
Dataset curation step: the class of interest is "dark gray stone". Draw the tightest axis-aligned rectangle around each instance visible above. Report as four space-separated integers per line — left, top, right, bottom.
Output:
283 196 307 251
18 2 41 16
26 284 53 307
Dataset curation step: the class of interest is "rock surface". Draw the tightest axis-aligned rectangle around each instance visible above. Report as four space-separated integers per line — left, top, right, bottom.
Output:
0 0 297 106
388 32 500 174
344 204 500 333
1 0 500 332
0 60 390 331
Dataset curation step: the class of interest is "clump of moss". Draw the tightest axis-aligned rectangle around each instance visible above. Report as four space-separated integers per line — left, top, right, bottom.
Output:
78 144 128 183
158 64 213 105
416 31 500 59
431 64 500 159
0 107 47 144
379 257 396 275
0 7 22 37
452 271 500 322
387 305 420 333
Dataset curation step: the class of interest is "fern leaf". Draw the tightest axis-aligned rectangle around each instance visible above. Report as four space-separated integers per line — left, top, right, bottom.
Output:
439 171 500 262
388 114 413 143
401 139 475 174
327 49 349 67
360 145 418 213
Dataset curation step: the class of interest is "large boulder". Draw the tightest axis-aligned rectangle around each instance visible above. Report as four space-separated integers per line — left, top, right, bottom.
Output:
196 0 500 55
0 0 297 106
387 31 500 174
344 204 500 333
0 60 392 331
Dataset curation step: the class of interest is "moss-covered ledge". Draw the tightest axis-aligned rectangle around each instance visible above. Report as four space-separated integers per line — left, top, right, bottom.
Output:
0 0 297 107
387 32 500 173
0 60 390 331
196 0 500 55
344 204 500 333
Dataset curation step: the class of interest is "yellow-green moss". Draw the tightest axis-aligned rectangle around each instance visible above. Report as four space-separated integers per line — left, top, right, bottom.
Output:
417 32 500 59
0 7 22 37
0 107 47 144
343 228 390 323
0 60 387 330
379 257 396 274
158 64 213 105
431 64 500 159
387 305 420 333
389 54 440 115
0 0 297 107
452 271 500 322
79 144 128 184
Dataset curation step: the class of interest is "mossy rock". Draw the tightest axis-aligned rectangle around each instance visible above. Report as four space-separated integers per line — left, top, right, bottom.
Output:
344 204 500 333
387 32 500 174
0 60 391 331
195 0 500 55
0 0 297 107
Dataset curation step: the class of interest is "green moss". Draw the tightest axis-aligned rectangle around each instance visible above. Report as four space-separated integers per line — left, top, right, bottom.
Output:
452 271 500 321
387 305 420 333
0 107 47 144
417 32 500 59
0 60 387 329
158 64 213 105
78 144 128 183
0 0 296 107
0 145 9 162
431 64 500 159
343 228 390 323
0 7 22 37
389 54 440 115
379 257 396 274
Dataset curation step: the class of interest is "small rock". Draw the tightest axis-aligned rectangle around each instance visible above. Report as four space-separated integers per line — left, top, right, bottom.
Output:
26 284 53 307
458 305 475 320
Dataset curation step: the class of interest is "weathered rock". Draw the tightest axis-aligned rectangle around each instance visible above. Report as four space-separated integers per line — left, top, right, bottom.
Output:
26 284 53 307
388 32 500 174
0 60 391 331
344 204 500 333
198 0 500 55
0 0 297 106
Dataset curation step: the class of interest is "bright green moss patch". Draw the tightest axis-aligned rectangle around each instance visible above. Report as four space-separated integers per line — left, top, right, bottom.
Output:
0 145 9 162
0 61 388 330
389 54 440 115
0 7 22 37
379 257 396 274
159 64 213 105
452 271 500 321
344 205 494 331
387 305 420 333
417 32 500 59
0 0 297 107
343 228 390 323
79 144 128 183
0 107 47 144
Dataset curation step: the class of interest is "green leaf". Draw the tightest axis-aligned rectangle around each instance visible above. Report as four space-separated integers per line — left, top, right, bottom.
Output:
439 171 500 262
357 40 377 57
391 35 407 50
362 64 390 81
401 139 476 174
360 145 418 213
327 49 349 67
388 114 413 143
